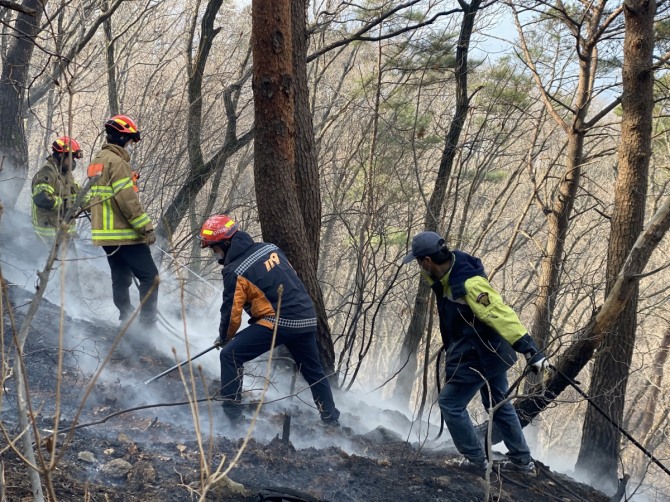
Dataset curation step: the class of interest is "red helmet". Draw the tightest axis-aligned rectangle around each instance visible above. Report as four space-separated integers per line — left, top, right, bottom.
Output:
199 214 239 248
105 114 141 141
52 136 83 158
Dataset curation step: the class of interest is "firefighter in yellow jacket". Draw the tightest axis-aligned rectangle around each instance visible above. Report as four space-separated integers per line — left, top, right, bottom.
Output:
87 114 159 329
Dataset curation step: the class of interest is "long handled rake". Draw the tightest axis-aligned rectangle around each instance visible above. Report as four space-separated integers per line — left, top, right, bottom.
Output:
143 344 220 385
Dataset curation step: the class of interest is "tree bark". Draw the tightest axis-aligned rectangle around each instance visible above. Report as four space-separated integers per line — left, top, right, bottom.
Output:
525 9 605 357
252 0 336 375
576 0 655 487
290 0 337 370
102 0 119 115
393 0 481 404
0 0 44 209
291 0 320 261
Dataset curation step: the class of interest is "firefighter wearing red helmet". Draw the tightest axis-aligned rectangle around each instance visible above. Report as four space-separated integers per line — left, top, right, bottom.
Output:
87 114 159 330
199 214 340 426
31 136 86 240
30 135 88 299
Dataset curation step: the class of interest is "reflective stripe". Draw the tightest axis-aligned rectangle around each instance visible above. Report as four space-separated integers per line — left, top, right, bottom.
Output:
90 184 112 230
34 226 57 237
32 183 62 208
103 198 112 230
129 213 150 229
112 177 133 194
32 201 76 236
33 183 55 195
89 185 114 226
235 244 279 275
34 225 77 237
92 229 141 239
262 316 317 329
90 186 114 196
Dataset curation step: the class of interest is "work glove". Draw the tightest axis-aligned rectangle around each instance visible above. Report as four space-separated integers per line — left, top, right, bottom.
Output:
144 229 156 245
524 351 548 374
213 335 225 349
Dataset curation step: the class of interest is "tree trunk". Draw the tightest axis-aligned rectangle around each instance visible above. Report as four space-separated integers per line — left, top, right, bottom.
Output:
393 0 481 404
576 0 655 488
290 0 336 371
0 0 44 209
251 0 336 376
527 31 601 356
102 0 120 115
510 3 618 393
529 132 584 351
291 0 320 261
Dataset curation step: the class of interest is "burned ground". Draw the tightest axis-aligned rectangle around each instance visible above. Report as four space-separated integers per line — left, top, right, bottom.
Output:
1 285 611 501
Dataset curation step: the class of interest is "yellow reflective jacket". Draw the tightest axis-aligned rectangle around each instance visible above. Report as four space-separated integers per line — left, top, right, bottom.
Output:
31 156 81 238
87 144 153 246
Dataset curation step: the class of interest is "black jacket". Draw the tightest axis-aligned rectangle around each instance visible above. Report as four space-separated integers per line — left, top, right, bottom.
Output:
219 231 317 340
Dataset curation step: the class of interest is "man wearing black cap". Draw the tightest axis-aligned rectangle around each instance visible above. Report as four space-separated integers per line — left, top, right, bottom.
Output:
402 231 547 473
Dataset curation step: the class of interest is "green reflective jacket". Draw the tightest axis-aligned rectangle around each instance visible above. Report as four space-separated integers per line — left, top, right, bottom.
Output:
31 156 80 238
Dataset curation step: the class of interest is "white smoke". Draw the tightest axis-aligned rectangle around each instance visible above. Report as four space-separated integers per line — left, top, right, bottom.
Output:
0 205 474 462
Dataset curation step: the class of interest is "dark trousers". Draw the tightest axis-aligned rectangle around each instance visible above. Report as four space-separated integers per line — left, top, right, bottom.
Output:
439 371 532 465
220 323 340 421
103 244 159 325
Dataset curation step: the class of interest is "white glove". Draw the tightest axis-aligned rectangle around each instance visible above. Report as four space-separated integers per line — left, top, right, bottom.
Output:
524 352 548 374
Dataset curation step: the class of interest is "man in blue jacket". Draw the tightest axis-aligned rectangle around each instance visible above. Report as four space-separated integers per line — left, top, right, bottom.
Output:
402 231 547 473
199 214 340 425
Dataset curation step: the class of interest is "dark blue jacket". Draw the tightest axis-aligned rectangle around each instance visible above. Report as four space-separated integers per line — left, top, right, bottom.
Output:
424 250 522 383
219 231 317 340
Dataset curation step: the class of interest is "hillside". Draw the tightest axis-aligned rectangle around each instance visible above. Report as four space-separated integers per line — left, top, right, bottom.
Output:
0 282 612 501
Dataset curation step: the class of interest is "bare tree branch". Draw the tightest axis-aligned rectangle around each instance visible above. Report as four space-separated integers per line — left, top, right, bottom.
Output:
0 0 35 15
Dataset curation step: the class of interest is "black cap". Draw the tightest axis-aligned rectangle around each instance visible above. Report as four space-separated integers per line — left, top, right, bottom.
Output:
401 231 445 264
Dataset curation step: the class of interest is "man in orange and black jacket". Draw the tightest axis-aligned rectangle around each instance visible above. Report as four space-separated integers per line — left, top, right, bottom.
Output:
199 214 340 425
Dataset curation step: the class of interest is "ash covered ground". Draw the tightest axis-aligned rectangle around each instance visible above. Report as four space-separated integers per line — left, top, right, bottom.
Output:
0 283 613 502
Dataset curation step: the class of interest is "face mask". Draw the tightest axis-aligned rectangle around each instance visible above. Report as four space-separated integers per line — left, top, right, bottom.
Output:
213 240 232 260
58 156 72 174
